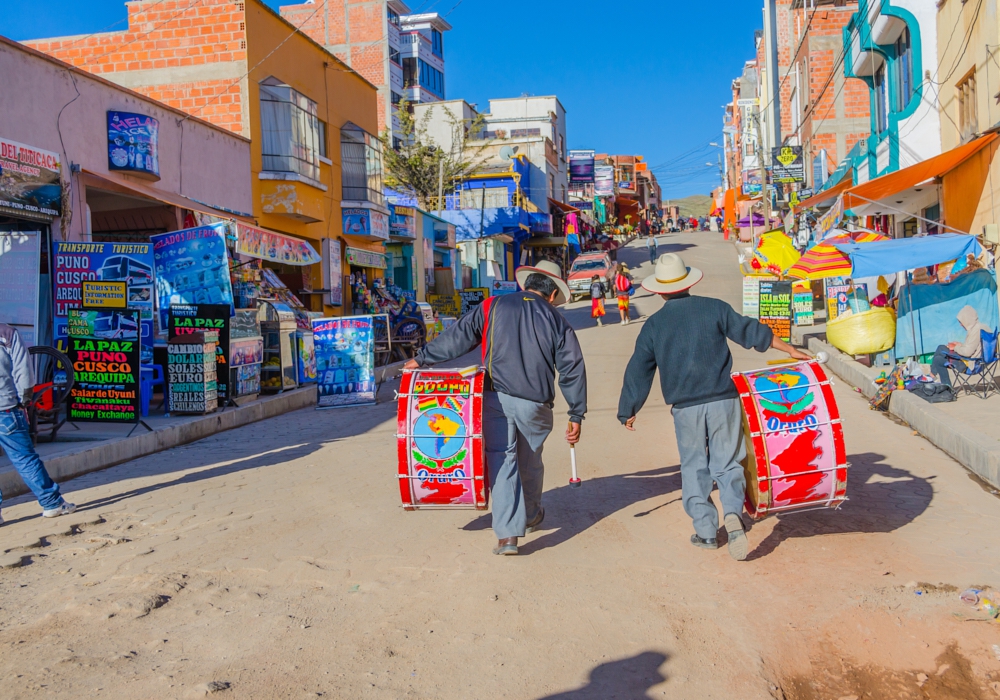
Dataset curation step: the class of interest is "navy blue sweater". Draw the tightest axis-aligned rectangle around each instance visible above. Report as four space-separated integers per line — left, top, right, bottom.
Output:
617 294 773 419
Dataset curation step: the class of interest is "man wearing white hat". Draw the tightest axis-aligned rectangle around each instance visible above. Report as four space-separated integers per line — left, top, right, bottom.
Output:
617 253 809 560
406 260 588 556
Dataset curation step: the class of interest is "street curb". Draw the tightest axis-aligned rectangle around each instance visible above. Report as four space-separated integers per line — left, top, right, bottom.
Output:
806 337 1000 490
0 385 319 500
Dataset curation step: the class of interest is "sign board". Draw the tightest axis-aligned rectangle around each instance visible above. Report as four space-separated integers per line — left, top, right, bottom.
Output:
426 293 460 317
741 170 762 196
736 98 759 107
345 246 387 270
815 195 844 241
343 208 389 241
758 280 793 342
491 280 518 296
0 138 61 220
825 277 850 321
168 304 231 402
0 231 41 345
568 150 596 183
167 332 218 414
742 276 765 319
67 309 141 424
107 111 160 179
594 165 615 196
235 223 320 266
792 281 814 326
389 204 417 238
771 146 805 183
458 288 489 315
313 315 377 408
82 280 127 309
151 224 234 332
326 238 343 306
53 241 155 362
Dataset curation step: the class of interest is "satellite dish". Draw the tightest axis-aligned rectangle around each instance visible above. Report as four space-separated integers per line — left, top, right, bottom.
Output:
500 146 515 161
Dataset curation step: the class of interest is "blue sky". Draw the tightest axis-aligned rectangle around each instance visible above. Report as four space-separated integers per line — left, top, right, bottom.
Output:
3 0 762 198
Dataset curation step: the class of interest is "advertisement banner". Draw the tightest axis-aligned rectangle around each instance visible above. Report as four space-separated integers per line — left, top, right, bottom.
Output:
53 241 155 362
389 204 417 238
151 224 234 331
168 304 231 402
313 315 377 408
758 280 793 342
569 150 596 183
343 208 389 241
771 146 805 183
594 165 615 196
0 137 61 219
67 309 141 424
327 238 343 306
235 223 321 266
815 195 844 242
345 246 387 270
107 111 160 179
82 280 127 309
0 231 41 345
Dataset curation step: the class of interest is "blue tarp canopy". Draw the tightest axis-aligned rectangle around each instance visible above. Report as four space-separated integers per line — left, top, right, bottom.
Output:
833 233 983 278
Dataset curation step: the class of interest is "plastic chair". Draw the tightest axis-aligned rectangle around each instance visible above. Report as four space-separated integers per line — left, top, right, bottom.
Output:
948 329 999 399
140 365 165 417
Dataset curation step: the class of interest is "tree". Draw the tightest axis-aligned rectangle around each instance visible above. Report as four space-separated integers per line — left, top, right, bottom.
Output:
381 100 495 211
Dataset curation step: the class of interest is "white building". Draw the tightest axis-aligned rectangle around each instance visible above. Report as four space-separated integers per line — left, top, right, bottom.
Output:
399 13 451 108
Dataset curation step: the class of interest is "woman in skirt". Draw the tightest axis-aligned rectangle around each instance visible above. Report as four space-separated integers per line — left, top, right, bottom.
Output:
615 263 633 325
590 275 607 327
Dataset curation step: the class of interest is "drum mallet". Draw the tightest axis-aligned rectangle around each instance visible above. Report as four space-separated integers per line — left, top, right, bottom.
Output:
569 445 581 488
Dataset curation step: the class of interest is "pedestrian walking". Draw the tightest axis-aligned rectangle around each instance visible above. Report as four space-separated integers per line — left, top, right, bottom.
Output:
616 254 809 560
615 263 633 325
647 234 658 264
0 324 76 524
590 275 607 327
404 260 587 556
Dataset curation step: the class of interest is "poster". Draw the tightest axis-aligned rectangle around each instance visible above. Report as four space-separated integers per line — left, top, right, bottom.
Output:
167 334 218 414
67 309 141 423
771 146 805 183
107 111 160 179
458 288 489 315
594 165 615 196
314 315 377 408
53 241 155 361
0 137 61 219
758 280 793 342
326 239 343 306
825 277 850 322
168 304 231 402
0 231 41 345
151 224 234 331
792 281 814 326
742 276 763 319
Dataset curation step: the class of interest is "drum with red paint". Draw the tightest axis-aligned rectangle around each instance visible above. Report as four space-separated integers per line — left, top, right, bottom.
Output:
731 360 848 520
396 368 489 510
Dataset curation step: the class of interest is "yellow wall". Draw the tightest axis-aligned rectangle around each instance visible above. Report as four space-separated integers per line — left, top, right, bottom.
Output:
245 0 382 315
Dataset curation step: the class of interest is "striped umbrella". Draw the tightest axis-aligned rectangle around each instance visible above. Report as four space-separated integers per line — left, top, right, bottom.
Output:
786 230 888 280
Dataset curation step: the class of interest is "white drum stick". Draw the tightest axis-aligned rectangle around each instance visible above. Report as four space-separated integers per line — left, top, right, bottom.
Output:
569 445 581 488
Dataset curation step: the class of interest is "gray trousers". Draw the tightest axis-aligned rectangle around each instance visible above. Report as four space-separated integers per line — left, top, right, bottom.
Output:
483 391 553 539
671 398 747 540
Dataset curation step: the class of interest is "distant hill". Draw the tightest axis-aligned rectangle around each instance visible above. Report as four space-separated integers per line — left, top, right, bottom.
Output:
667 195 714 218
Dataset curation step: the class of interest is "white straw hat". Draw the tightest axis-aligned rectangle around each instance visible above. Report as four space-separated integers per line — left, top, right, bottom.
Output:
515 260 570 306
641 253 704 294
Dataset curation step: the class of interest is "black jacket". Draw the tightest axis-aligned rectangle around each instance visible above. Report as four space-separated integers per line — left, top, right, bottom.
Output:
415 292 588 422
617 294 773 419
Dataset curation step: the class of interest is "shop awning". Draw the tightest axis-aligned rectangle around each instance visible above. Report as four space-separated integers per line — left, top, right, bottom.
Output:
548 198 580 214
842 134 999 218
522 236 568 248
833 232 983 278
235 223 321 266
794 174 852 212
82 170 254 222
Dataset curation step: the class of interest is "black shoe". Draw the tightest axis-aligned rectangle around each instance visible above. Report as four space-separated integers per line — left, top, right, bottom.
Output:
724 513 749 561
525 508 545 534
690 534 718 550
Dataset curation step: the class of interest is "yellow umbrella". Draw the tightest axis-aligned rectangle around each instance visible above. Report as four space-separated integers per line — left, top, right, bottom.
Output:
753 229 800 275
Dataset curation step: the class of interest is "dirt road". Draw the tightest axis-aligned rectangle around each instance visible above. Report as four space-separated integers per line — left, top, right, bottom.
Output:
2 233 999 699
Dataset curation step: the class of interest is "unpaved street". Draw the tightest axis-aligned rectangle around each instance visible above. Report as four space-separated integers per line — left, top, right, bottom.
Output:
2 233 999 699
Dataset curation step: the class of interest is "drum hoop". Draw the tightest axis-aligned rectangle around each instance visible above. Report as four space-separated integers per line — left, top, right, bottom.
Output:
766 497 848 515
732 372 771 517
759 463 850 480
750 417 842 438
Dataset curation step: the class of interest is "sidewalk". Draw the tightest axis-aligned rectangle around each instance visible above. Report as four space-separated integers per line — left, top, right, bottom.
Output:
0 360 407 500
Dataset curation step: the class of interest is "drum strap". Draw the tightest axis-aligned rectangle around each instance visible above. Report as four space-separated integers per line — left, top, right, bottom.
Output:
480 296 496 368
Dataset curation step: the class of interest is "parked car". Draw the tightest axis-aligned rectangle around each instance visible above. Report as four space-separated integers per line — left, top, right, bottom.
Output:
567 252 615 302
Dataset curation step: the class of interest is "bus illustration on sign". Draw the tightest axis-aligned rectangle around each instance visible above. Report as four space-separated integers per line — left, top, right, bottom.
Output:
97 256 153 285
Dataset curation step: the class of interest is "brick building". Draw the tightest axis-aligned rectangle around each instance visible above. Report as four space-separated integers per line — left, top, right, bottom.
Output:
280 0 452 145
27 0 388 316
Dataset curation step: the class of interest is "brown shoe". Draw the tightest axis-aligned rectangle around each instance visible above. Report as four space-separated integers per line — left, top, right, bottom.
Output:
492 537 518 555
525 507 545 534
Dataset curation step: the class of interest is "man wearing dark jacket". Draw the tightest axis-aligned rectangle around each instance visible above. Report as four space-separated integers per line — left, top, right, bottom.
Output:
405 260 587 556
617 254 808 561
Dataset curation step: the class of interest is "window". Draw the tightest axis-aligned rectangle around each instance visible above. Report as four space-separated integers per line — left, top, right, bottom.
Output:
341 123 384 205
391 91 402 106
549 173 555 197
259 77 323 181
958 71 978 143
388 7 400 26
417 59 445 97
432 28 443 57
389 48 400 65
402 57 417 88
893 28 913 112
873 64 889 135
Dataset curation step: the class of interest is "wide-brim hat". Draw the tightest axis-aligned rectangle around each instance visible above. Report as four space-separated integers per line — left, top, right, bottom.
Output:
642 253 704 294
515 260 570 306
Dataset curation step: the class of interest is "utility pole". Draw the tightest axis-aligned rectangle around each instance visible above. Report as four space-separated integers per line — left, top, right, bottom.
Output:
437 158 444 212
753 109 771 246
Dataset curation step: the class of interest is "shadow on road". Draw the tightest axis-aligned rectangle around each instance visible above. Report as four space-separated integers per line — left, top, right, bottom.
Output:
462 465 682 554
535 651 669 699
746 451 934 559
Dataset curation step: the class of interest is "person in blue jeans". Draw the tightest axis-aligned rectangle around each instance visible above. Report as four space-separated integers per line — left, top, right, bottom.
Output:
0 324 76 524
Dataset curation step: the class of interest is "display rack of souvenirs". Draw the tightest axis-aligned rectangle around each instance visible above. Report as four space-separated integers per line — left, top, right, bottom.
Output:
258 300 298 393
351 271 379 315
229 308 263 403
167 330 219 415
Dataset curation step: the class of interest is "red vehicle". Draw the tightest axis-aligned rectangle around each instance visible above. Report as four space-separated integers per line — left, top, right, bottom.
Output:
567 252 615 302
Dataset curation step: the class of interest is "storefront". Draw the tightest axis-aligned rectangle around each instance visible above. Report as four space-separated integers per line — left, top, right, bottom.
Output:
385 203 418 299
